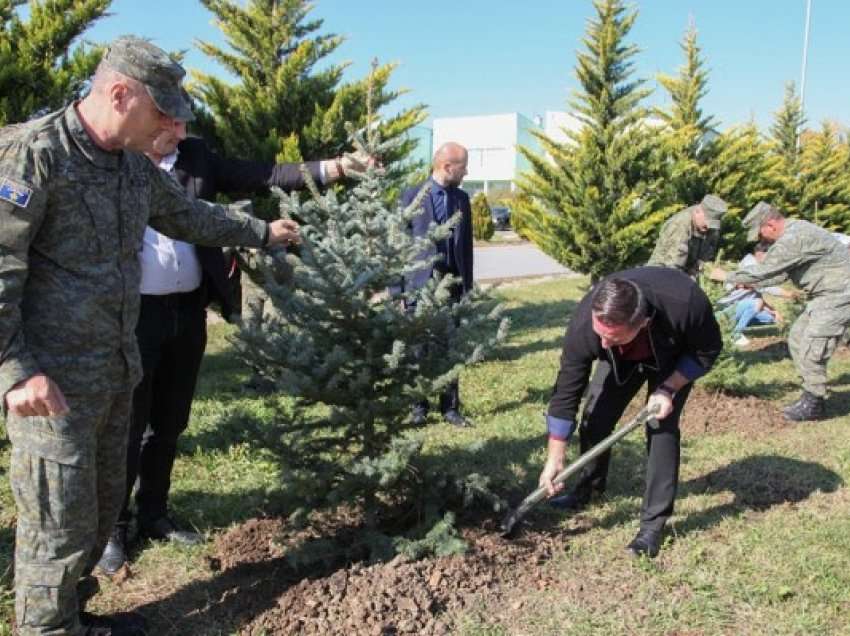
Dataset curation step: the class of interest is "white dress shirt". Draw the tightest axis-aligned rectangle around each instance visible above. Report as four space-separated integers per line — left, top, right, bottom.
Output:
138 151 204 295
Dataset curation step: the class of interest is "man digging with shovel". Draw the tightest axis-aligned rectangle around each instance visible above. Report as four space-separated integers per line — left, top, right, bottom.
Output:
537 268 722 557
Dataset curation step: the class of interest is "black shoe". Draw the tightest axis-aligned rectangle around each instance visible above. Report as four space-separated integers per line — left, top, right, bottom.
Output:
783 391 826 422
626 528 662 558
96 525 129 575
548 484 601 511
81 610 147 635
138 516 203 545
443 409 472 428
410 403 429 426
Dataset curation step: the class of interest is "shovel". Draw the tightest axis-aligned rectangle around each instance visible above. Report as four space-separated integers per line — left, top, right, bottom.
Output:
500 404 661 537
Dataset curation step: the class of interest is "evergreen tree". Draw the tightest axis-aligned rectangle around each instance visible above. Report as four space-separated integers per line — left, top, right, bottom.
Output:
770 82 806 172
233 116 508 558
798 122 850 230
0 0 109 125
516 0 666 280
704 124 785 257
190 0 426 204
768 82 806 214
471 192 494 241
655 22 718 210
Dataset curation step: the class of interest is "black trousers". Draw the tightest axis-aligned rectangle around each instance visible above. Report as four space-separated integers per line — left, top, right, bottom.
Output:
414 279 462 413
574 359 692 533
119 289 207 527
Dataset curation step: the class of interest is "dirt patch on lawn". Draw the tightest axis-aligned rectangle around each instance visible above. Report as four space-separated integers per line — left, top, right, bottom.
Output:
204 517 564 636
679 388 790 438
615 386 789 440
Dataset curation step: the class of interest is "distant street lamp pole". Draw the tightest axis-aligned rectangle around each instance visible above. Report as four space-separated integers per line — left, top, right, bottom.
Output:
800 0 813 115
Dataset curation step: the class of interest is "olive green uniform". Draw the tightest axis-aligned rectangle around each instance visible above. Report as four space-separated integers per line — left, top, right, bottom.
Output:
0 104 268 634
729 220 850 398
648 207 719 276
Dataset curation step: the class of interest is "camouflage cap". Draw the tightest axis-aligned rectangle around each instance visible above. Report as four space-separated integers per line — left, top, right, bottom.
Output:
103 36 194 122
742 201 779 242
700 194 728 230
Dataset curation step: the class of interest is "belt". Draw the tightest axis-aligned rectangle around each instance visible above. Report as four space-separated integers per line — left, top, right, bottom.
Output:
141 287 203 310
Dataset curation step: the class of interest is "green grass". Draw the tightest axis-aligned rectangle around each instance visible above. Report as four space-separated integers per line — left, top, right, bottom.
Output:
2 276 850 634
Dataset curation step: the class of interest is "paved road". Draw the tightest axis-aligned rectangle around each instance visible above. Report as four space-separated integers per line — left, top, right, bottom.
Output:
474 242 576 281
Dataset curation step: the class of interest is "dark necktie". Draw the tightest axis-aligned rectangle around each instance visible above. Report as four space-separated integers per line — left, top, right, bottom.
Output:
433 189 448 224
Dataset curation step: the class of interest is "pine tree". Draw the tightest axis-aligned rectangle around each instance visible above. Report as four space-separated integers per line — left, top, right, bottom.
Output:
471 192 494 241
798 122 850 230
768 82 806 215
232 113 508 558
190 0 426 203
515 0 666 280
0 0 109 125
655 22 718 210
704 124 785 257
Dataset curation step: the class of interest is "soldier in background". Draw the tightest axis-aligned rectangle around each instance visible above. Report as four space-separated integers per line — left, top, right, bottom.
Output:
648 194 728 277
0 36 298 635
722 202 850 421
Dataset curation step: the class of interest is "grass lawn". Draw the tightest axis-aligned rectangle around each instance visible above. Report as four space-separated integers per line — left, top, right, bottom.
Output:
1 276 850 634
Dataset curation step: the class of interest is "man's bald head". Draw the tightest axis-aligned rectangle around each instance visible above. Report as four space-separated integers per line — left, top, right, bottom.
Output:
432 142 468 187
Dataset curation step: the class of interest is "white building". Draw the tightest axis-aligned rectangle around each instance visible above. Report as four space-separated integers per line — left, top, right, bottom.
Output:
432 113 543 196
543 110 583 145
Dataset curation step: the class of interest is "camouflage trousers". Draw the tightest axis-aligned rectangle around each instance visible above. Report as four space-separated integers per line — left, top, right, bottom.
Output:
7 390 132 635
788 303 850 398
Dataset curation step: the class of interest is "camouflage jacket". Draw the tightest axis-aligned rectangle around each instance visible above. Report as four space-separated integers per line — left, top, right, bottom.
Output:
729 220 850 334
647 207 718 275
0 105 268 404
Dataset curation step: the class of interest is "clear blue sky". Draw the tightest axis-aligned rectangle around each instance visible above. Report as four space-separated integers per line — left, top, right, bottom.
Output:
82 0 848 131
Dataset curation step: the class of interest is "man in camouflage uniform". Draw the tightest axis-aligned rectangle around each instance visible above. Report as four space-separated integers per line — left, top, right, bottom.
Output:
0 37 298 635
648 194 729 277
726 202 850 421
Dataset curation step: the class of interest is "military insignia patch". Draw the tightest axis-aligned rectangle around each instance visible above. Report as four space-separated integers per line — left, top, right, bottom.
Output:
0 177 33 208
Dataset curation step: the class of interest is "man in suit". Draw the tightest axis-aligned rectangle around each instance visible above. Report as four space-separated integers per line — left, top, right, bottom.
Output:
400 142 474 428
97 118 368 574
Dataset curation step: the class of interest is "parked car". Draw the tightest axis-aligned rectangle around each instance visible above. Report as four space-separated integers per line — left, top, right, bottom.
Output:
491 205 511 230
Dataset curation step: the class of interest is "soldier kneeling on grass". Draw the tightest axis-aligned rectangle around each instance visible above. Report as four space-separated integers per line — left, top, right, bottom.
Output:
538 267 722 558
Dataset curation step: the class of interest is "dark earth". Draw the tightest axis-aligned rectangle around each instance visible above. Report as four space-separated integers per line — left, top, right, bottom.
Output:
146 385 791 635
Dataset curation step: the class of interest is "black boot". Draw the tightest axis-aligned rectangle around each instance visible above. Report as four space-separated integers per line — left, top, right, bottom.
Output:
96 524 128 575
626 527 662 558
548 482 602 511
81 610 147 635
139 515 203 545
782 391 826 422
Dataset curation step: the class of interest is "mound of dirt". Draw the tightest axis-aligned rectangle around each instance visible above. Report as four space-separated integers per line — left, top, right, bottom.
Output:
215 519 563 636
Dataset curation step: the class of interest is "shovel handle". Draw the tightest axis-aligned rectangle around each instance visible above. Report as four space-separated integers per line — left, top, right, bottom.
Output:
501 404 660 534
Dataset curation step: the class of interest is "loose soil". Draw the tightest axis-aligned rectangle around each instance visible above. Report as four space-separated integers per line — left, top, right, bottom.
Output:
231 519 564 636
159 389 789 635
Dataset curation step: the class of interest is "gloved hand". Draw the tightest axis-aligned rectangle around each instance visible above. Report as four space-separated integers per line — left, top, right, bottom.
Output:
538 456 565 498
646 389 674 420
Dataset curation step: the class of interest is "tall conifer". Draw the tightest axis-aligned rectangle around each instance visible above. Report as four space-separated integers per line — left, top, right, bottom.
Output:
516 0 665 280
191 0 425 187
655 23 717 209
0 0 109 125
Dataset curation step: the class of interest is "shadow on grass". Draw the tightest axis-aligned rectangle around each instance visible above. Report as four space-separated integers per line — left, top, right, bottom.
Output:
178 400 296 459
512 446 842 544
502 298 575 337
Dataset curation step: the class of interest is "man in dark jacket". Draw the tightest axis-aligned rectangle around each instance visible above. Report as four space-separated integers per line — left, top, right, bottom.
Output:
400 142 474 427
538 267 722 557
97 118 368 574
